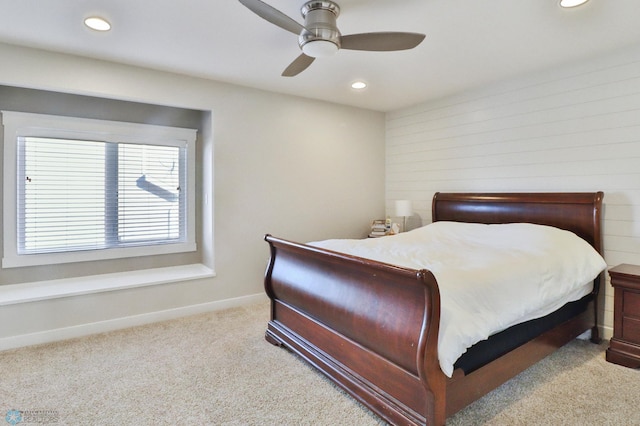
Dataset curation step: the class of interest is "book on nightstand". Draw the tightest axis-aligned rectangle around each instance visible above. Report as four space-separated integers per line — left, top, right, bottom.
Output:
368 219 398 237
368 219 388 237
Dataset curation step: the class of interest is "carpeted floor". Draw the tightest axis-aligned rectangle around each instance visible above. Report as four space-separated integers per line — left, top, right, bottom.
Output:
1 302 639 425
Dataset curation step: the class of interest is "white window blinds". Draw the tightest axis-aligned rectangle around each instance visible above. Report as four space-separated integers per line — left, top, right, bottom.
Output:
19 137 108 252
18 137 184 254
117 143 183 244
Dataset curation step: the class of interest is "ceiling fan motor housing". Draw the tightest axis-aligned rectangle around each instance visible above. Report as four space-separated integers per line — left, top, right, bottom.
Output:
299 1 341 55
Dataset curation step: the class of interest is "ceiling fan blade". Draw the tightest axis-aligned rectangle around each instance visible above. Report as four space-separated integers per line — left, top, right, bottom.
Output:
239 0 305 35
341 32 426 51
282 54 315 77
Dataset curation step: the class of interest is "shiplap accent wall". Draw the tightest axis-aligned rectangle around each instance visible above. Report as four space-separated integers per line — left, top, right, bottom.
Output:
386 45 640 337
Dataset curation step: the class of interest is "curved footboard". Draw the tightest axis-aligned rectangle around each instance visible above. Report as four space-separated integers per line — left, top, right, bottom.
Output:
264 235 446 426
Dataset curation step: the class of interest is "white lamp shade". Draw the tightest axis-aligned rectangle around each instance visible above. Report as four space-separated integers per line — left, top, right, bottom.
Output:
395 200 413 217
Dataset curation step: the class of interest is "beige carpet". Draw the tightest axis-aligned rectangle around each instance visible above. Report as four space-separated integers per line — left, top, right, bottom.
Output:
1 302 639 425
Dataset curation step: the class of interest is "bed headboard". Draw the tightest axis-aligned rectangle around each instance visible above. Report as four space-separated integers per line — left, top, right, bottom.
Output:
432 192 604 254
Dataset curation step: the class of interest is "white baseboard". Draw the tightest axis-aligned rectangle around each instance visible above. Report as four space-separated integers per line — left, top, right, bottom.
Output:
600 325 613 341
1 294 612 354
578 325 613 342
0 292 267 352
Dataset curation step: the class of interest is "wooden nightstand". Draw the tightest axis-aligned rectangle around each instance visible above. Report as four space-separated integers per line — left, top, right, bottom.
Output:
606 264 640 368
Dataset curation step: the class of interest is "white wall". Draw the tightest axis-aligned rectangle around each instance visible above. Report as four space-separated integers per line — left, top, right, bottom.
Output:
386 44 640 339
0 43 385 346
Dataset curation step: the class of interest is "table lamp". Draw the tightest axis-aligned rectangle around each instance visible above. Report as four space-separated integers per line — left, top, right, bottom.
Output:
395 200 413 232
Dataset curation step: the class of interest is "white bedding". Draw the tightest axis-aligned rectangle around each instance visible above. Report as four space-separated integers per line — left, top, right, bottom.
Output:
309 221 607 377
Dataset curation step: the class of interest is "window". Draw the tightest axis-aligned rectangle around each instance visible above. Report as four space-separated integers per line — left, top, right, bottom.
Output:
2 111 197 268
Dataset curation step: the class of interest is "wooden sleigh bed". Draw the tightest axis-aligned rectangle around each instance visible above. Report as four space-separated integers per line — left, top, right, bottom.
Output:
263 192 604 425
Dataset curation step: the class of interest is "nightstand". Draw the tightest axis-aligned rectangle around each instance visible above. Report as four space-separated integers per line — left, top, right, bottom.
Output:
606 264 640 368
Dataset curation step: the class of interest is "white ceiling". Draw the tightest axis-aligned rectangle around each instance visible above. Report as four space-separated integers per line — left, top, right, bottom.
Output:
0 0 639 112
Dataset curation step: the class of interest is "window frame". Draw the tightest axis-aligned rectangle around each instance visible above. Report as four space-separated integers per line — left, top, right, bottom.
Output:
2 111 197 268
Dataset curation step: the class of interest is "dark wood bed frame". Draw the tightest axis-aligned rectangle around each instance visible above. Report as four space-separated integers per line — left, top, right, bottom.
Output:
264 192 604 425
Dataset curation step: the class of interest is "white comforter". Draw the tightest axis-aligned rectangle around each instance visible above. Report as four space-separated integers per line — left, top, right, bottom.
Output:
309 222 607 377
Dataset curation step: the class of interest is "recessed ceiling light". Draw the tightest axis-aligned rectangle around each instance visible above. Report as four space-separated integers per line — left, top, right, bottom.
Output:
351 81 367 90
559 0 589 8
84 17 111 31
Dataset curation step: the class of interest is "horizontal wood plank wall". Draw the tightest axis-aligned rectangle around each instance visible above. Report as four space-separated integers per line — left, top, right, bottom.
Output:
385 45 640 337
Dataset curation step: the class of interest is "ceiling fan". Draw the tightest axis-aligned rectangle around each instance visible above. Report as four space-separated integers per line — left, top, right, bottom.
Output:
239 0 426 77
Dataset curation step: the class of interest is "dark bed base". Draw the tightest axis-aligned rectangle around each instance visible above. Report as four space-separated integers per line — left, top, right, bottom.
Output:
454 294 593 375
264 192 604 425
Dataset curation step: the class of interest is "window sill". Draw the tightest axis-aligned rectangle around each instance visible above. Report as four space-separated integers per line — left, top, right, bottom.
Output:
0 263 215 306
